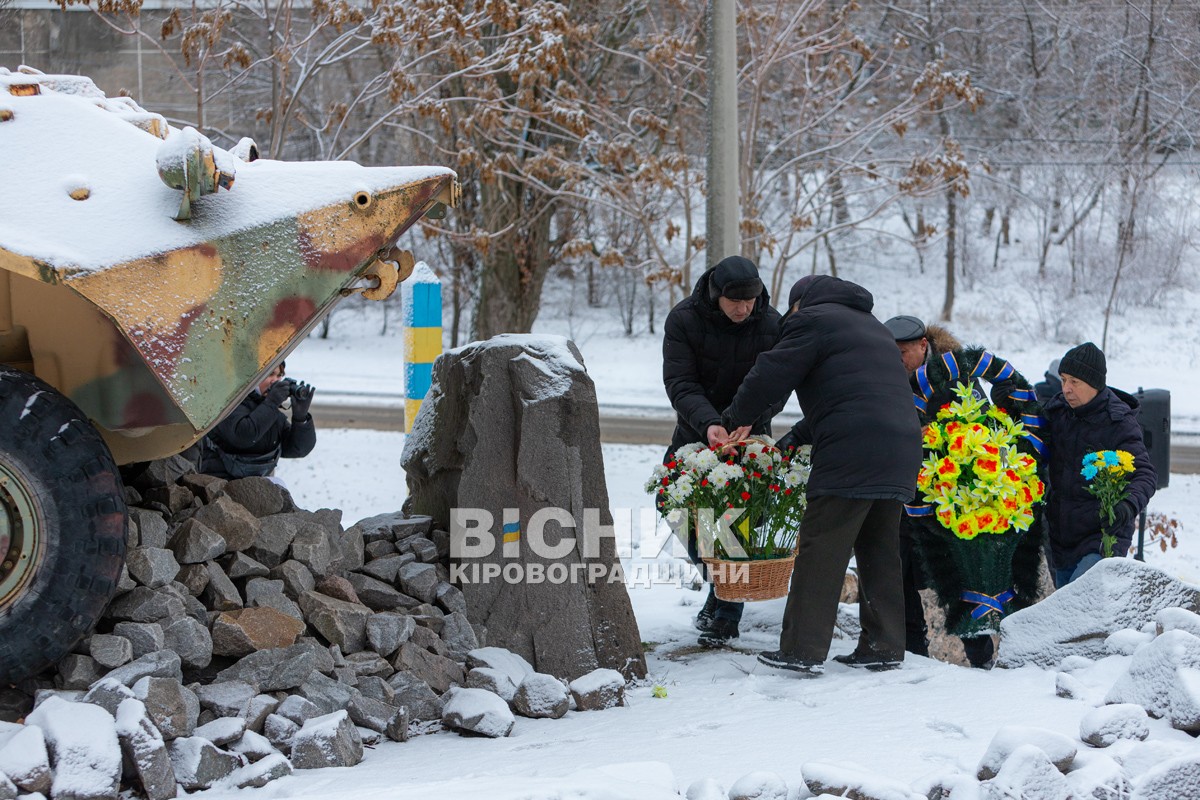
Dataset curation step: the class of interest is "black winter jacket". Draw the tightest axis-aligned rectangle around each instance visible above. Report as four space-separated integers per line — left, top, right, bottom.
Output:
200 390 316 478
1043 387 1157 567
662 267 783 453
723 275 922 500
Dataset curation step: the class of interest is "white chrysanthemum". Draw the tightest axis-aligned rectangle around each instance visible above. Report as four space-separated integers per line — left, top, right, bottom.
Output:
666 481 694 504
743 440 769 458
674 442 706 461
781 468 806 488
644 463 669 493
684 447 721 472
708 462 744 485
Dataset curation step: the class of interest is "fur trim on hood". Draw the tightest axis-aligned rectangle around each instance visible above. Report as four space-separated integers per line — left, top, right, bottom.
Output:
925 323 962 357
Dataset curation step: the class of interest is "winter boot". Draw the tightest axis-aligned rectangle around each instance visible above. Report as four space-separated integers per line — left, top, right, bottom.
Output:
696 616 739 648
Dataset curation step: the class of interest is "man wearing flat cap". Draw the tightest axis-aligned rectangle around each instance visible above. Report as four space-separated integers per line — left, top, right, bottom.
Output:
1042 342 1157 586
883 314 1007 669
662 255 783 646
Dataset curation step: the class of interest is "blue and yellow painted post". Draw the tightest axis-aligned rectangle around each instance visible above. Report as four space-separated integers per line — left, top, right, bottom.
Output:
401 262 442 432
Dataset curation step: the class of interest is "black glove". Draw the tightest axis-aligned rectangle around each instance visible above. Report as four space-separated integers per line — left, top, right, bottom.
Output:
265 378 294 407
291 381 315 419
1109 500 1136 531
776 429 800 455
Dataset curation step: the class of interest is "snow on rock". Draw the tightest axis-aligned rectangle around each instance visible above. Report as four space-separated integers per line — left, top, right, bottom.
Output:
1065 752 1133 799
1079 703 1150 747
801 762 919 800
1131 751 1200 800
727 770 788 800
683 777 725 800
0 724 50 795
1103 629 1200 731
1053 671 1092 701
466 646 536 688
513 673 570 719
193 716 247 747
220 752 293 790
167 735 241 791
465 667 518 703
981 743 1071 800
289 709 363 769
998 559 1200 668
228 730 277 764
113 698 176 800
911 769 982 800
1057 655 1094 673
975 726 1077 780
0 771 16 800
441 687 515 738
1107 737 1196 783
25 696 121 800
1156 606 1200 638
568 668 627 711
1105 628 1155 656
132 676 199 740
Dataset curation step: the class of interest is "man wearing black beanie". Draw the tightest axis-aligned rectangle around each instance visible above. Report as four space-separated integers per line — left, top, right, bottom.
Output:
662 255 783 646
1042 342 1158 586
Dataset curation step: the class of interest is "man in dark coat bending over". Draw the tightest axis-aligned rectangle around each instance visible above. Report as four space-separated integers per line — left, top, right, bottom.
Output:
663 255 783 647
722 275 922 675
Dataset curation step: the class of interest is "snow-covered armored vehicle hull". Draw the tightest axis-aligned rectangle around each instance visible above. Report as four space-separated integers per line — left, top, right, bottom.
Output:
0 67 459 681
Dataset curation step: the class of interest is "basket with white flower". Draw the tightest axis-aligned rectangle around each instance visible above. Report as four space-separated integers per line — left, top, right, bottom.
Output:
646 437 811 601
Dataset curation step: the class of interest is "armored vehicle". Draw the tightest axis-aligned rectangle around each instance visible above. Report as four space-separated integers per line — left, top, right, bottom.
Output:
0 67 459 682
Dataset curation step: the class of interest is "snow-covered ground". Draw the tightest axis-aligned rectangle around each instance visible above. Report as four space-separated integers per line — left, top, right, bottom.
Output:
260 264 1200 798
269 430 1200 799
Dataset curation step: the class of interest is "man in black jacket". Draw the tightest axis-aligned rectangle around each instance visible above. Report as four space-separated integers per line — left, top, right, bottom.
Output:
662 255 783 646
1043 343 1156 586
722 275 922 675
199 360 317 482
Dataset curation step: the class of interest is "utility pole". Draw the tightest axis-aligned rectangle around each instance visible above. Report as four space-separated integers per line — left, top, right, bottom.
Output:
706 0 739 268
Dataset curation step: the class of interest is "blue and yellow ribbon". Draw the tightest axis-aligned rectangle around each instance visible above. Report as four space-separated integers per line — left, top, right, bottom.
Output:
963 589 1015 620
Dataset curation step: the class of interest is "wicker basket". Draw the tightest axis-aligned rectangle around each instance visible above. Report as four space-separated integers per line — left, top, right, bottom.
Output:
701 553 796 602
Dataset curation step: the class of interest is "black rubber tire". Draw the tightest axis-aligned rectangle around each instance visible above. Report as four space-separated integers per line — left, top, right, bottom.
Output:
0 365 127 684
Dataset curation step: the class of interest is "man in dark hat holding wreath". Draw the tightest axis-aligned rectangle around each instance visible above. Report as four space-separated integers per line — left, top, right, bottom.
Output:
1043 342 1157 586
662 255 784 647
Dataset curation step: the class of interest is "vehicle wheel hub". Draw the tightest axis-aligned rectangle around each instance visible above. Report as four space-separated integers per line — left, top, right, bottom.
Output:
0 461 39 608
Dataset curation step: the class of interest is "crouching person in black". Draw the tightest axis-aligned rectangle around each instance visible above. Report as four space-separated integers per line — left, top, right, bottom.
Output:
198 360 316 482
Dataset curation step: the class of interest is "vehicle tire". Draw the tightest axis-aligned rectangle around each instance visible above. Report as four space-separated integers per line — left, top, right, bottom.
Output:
0 365 127 684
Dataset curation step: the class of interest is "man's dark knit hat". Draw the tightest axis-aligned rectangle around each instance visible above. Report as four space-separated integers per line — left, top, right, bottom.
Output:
708 255 764 301
884 315 927 343
1059 342 1106 391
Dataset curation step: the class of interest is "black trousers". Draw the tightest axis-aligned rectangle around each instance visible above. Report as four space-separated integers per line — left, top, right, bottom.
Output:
779 495 905 661
900 529 930 656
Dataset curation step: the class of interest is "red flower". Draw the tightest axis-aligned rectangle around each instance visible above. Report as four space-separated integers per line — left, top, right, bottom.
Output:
748 453 757 460
770 484 780 492
784 488 792 495
661 477 669 486
752 472 762 478
740 491 751 501
701 478 709 487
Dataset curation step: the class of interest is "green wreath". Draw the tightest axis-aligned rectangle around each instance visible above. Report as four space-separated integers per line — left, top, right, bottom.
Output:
904 346 1048 637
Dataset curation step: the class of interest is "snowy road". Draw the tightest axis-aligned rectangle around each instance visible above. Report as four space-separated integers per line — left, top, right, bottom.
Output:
309 400 1200 472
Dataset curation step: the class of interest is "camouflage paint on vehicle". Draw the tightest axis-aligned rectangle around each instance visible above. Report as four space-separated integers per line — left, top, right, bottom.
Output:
0 67 458 464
